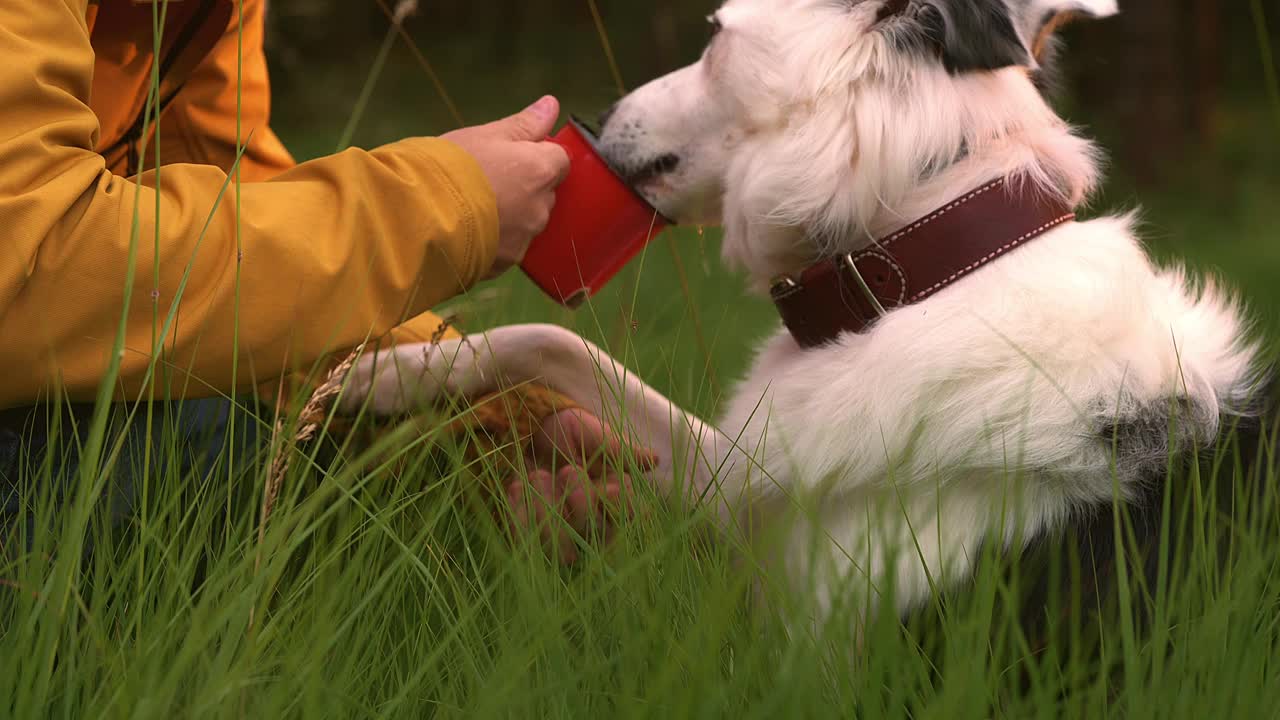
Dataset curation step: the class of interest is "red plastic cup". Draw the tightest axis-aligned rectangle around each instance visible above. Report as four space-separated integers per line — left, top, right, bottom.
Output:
520 118 670 308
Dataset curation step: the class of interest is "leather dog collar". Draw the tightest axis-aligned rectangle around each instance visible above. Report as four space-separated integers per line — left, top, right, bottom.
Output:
770 178 1076 349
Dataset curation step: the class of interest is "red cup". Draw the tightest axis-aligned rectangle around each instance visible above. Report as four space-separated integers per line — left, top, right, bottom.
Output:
520 118 670 308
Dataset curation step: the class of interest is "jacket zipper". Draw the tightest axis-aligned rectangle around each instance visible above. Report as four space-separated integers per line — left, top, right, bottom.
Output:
101 0 218 175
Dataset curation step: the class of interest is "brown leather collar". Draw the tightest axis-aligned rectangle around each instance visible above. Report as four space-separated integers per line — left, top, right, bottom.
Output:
770 178 1075 349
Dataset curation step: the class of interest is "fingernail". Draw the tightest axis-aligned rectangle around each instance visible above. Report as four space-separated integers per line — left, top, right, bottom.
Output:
527 95 557 120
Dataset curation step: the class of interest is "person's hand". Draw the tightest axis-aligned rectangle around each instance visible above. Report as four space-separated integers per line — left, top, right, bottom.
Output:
442 96 571 278
502 408 658 565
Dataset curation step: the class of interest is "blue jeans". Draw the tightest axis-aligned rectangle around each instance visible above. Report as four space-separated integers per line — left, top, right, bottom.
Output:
0 398 260 539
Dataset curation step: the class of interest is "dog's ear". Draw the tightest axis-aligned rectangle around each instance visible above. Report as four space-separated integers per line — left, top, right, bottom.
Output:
878 0 1117 73
901 0 1032 73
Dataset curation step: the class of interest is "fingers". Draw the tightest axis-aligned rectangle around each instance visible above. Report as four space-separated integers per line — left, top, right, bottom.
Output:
528 136 568 253
444 95 571 278
504 470 537 537
558 468 638 546
532 409 658 476
500 402 656 567
506 470 579 565
531 409 601 468
539 142 571 188
591 473 637 545
494 96 568 190
519 141 569 192
502 140 566 254
496 95 561 141
502 467 639 566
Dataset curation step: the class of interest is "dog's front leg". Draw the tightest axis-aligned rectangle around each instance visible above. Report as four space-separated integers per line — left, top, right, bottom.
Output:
342 324 749 519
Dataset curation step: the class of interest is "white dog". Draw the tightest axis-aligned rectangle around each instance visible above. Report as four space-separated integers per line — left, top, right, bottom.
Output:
345 0 1268 627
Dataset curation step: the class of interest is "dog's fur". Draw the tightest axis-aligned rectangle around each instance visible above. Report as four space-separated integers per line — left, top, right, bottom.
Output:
343 0 1269 631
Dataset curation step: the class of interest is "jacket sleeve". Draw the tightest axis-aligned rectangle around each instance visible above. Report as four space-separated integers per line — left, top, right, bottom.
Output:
0 0 498 409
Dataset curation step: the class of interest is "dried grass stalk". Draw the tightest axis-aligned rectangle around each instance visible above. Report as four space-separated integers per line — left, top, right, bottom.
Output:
260 343 365 531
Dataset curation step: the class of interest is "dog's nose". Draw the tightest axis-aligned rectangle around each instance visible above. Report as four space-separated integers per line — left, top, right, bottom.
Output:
597 103 619 130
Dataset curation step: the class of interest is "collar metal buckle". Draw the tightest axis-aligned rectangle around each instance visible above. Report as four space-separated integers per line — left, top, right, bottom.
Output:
842 253 888 318
769 275 801 300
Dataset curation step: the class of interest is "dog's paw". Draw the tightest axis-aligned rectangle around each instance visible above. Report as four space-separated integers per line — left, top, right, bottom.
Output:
339 338 492 416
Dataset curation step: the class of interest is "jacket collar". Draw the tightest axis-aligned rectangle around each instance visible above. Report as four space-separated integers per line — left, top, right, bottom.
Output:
89 0 232 172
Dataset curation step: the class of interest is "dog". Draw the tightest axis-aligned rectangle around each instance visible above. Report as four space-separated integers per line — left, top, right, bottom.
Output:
342 0 1270 633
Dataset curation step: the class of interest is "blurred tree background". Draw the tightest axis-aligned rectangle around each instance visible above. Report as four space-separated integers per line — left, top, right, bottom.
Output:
260 0 1279 331
262 0 1277 182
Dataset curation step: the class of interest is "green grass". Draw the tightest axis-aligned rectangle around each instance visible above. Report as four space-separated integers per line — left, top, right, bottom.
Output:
4 175 1279 719
5 7 1280 718
3 243 1279 718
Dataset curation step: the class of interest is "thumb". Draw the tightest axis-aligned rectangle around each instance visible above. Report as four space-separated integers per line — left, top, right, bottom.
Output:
495 95 561 141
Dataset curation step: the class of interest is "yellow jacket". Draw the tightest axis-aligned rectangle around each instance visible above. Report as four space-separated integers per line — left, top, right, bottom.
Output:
0 0 496 409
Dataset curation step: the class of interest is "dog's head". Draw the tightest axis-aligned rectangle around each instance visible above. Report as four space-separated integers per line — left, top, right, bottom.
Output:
597 0 1117 281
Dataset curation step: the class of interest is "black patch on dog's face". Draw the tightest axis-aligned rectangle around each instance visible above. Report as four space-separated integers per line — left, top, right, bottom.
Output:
920 0 1030 72
879 0 1031 74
